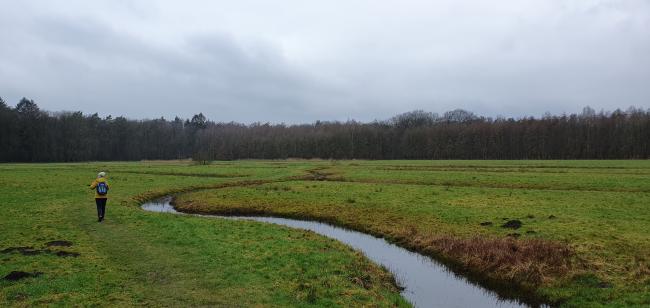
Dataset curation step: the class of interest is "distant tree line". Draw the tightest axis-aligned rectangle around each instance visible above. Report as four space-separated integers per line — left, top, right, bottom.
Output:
1 97 649 162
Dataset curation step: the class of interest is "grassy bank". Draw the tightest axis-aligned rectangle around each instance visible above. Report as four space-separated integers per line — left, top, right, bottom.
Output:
2 160 649 307
173 160 650 307
0 161 407 307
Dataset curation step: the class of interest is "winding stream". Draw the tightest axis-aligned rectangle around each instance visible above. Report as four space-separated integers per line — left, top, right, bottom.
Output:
142 196 529 308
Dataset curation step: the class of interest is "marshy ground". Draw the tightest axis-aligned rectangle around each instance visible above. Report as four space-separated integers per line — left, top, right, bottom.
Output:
1 160 649 306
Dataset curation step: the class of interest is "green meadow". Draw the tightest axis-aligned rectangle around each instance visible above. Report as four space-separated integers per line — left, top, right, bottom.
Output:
1 160 649 307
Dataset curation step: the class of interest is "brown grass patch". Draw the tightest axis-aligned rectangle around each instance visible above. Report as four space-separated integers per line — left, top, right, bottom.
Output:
409 235 573 286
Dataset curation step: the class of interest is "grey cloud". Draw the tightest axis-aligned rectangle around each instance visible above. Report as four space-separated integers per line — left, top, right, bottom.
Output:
2 15 329 122
0 1 648 123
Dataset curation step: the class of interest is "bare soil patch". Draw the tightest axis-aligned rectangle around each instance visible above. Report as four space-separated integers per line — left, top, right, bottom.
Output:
55 251 80 257
45 240 73 247
501 220 522 229
3 271 42 281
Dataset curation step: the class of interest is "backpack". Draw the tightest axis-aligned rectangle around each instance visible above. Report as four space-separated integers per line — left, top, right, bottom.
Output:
97 182 109 196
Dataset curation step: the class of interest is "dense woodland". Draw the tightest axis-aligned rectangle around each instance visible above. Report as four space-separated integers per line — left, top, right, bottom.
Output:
1 97 649 162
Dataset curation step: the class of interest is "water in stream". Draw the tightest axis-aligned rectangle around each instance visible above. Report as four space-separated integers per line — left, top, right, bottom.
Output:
142 196 528 308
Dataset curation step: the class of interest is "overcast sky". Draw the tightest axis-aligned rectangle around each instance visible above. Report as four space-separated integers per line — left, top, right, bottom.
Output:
1 0 648 123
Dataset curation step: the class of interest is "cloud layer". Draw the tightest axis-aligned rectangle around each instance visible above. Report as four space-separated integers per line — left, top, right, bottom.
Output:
1 0 648 122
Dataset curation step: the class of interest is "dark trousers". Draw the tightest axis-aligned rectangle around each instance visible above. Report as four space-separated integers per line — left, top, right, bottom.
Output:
95 198 107 220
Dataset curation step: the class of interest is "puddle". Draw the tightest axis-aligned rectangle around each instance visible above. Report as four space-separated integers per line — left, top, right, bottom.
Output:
142 196 531 308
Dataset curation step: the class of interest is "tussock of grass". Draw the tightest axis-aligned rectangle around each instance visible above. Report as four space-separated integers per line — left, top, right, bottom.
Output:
411 235 572 285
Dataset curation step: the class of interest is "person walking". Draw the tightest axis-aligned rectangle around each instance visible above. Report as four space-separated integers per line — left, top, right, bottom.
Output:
90 172 110 222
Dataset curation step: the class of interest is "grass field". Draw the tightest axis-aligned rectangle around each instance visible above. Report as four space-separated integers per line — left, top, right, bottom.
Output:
1 160 649 307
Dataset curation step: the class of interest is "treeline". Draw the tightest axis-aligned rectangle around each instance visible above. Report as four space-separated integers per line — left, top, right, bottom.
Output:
1 97 649 162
